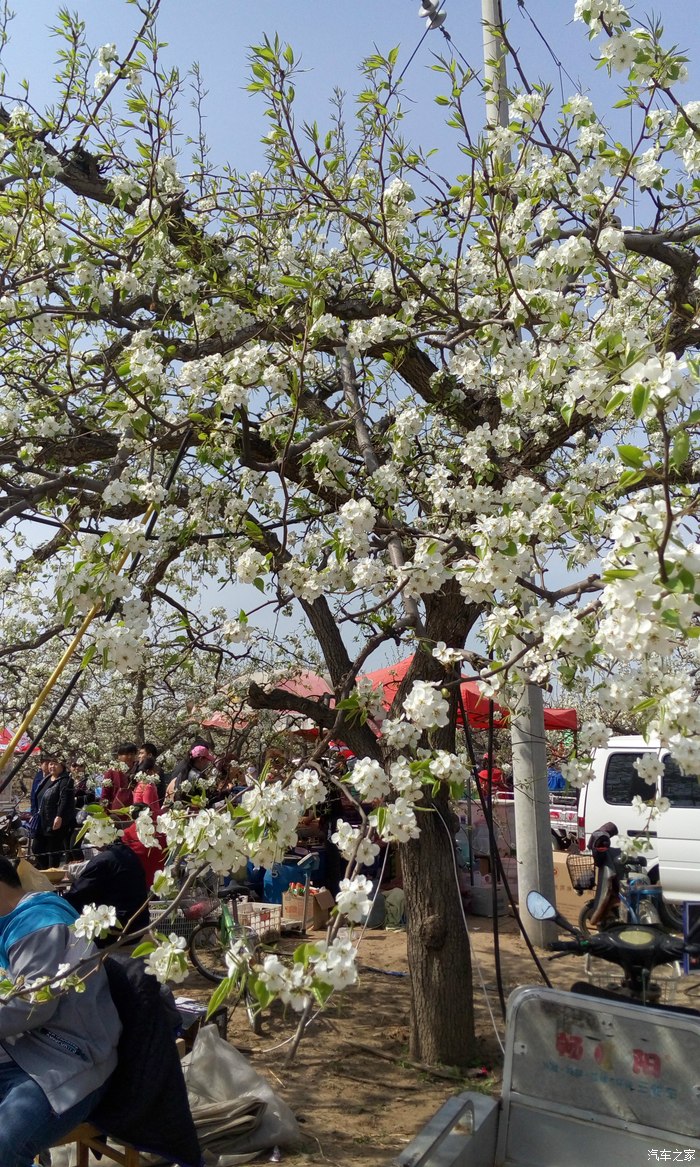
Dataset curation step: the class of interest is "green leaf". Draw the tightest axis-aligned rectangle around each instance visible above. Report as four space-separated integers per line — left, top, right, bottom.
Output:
678 567 695 591
131 940 156 958
671 428 690 470
80 644 97 669
293 942 318 966
617 469 646 489
311 980 335 1006
605 389 628 415
602 567 638 580
206 976 235 1019
631 382 651 418
617 444 646 468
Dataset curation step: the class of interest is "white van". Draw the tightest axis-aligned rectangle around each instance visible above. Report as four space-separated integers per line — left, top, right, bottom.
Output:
577 735 700 920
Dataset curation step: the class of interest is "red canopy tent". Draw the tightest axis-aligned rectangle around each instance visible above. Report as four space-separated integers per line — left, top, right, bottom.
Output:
201 671 333 732
0 728 40 753
276 671 333 701
362 656 578 732
362 656 503 729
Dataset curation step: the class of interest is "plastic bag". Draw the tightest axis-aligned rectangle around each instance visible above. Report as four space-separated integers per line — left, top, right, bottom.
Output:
182 1025 301 1165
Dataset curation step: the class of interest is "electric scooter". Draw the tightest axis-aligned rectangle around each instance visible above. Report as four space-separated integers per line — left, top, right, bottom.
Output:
394 891 700 1167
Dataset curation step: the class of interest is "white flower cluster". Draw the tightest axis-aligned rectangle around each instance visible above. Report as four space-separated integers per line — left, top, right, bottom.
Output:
348 757 390 801
221 619 251 644
309 936 358 990
144 934 189 984
238 781 311 866
330 821 380 868
337 498 377 552
336 874 374 922
620 353 692 413
110 173 141 201
432 642 464 666
634 754 664 787
352 676 387 720
381 717 421 752
574 0 629 35
290 768 327 808
135 809 159 848
427 750 470 789
81 815 121 849
400 541 449 599
74 903 117 941
352 556 389 595
403 681 450 731
387 757 425 801
369 798 419 843
256 953 311 1011
632 792 670 819
235 548 267 585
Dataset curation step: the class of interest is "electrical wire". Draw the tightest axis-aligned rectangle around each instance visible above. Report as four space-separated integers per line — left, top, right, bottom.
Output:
457 686 553 989
516 0 582 101
486 677 507 1019
434 799 505 1054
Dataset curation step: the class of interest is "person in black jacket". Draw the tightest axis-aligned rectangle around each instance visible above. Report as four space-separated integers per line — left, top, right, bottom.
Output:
64 841 151 946
34 753 75 869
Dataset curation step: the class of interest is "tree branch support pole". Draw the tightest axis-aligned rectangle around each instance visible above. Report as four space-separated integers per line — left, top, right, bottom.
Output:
481 0 556 945
0 501 156 772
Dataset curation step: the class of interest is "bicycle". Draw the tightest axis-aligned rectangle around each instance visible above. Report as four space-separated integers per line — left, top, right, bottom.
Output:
569 826 670 937
188 891 264 1034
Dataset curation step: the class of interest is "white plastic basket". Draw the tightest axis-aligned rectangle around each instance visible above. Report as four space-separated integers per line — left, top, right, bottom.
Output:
233 901 281 941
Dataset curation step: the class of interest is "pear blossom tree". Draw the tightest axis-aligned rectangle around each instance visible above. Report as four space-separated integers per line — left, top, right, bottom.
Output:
1 0 700 1063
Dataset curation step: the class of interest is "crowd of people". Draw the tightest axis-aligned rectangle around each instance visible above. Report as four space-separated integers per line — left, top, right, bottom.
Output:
27 739 226 870
20 737 404 938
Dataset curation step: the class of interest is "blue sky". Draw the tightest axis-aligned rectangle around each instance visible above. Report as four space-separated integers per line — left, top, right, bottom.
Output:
4 1 699 176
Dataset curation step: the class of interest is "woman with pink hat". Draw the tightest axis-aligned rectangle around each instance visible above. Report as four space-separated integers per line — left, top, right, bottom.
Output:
164 743 217 805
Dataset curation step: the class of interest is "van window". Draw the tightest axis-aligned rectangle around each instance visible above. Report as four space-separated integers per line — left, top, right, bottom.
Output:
661 758 700 808
603 751 700 808
603 753 649 804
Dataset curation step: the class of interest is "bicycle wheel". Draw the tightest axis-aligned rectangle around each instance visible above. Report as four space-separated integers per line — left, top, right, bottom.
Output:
579 900 596 937
579 900 621 935
189 920 228 983
637 897 661 927
658 897 683 932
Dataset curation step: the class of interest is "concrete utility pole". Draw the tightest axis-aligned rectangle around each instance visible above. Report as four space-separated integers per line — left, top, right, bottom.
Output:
480 0 557 944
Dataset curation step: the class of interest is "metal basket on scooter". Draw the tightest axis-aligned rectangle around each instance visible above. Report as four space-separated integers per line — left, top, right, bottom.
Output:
566 852 595 895
583 953 680 1004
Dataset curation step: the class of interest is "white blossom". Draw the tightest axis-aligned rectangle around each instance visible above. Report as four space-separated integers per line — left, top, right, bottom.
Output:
74 904 117 941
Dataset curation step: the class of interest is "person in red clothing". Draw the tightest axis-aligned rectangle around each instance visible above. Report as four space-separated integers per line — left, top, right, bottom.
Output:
477 753 508 796
121 806 166 888
131 765 161 819
102 742 138 811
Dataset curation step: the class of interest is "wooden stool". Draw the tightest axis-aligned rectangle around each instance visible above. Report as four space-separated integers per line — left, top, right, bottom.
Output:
49 1122 142 1167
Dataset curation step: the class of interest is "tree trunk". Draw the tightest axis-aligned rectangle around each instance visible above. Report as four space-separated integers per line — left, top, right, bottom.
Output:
401 784 475 1067
397 587 481 1066
133 673 146 743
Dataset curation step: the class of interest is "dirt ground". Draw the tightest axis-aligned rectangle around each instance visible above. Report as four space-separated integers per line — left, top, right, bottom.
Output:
182 911 591 1167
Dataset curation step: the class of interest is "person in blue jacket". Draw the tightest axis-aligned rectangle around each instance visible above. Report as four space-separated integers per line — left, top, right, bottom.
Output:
0 857 121 1167
547 763 567 792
